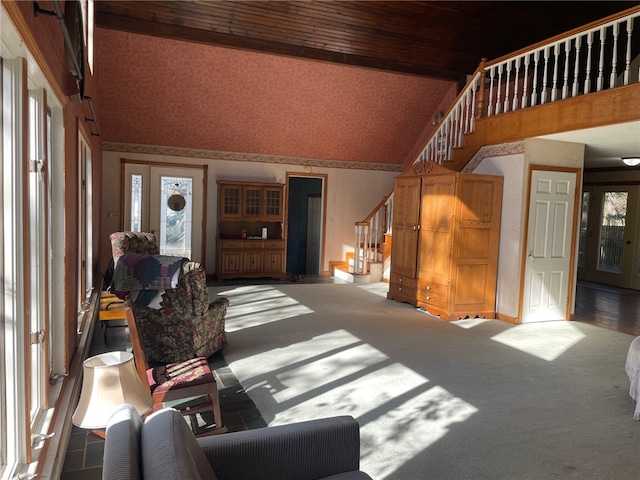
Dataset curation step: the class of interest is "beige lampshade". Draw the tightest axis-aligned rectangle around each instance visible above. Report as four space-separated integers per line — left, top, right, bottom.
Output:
72 351 153 430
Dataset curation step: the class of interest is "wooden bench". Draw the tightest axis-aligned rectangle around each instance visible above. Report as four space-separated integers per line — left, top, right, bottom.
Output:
99 292 126 344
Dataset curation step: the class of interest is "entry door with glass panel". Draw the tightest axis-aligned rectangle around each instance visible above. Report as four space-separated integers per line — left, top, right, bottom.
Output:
586 186 640 289
124 164 205 263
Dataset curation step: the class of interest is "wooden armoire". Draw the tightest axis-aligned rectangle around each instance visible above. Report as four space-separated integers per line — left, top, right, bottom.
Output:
387 161 503 320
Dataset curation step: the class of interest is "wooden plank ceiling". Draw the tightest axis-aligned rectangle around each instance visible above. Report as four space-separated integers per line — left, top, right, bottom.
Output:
95 1 638 82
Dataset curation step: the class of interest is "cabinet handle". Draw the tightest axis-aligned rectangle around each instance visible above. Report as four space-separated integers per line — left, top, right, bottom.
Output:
398 286 402 292
399 277 403 283
426 296 431 300
426 285 431 291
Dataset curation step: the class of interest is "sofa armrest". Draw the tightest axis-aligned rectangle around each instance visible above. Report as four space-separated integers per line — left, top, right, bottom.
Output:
198 416 366 480
102 404 143 480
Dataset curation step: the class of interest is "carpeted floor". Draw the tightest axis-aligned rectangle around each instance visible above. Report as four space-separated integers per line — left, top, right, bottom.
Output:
209 281 639 480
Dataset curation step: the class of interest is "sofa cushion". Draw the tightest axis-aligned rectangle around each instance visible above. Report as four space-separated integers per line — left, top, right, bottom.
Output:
103 404 143 480
142 408 218 480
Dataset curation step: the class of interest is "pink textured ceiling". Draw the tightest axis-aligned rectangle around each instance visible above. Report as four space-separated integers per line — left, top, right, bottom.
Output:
95 29 456 165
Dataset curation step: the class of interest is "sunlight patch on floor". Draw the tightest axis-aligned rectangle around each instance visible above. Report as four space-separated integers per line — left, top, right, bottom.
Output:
252 358 476 480
270 344 389 403
360 384 478 479
216 286 314 332
357 282 391 298
491 321 586 361
234 330 362 377
241 328 477 480
450 318 492 329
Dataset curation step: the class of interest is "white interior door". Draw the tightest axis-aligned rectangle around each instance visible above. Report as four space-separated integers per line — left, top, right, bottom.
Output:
522 170 577 323
124 164 204 263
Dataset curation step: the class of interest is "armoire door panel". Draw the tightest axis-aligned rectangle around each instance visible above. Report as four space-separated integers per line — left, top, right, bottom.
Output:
456 227 491 259
457 179 497 223
453 264 489 306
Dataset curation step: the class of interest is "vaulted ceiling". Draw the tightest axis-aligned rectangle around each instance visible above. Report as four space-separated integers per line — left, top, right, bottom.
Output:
95 1 637 81
94 1 639 168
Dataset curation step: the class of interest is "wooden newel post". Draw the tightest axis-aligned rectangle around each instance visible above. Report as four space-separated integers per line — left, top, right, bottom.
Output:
477 58 488 119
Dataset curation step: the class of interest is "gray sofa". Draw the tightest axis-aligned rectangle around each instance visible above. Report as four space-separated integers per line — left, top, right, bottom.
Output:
102 404 373 480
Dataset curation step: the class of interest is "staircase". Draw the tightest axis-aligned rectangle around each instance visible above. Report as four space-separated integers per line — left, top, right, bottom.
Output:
332 5 640 283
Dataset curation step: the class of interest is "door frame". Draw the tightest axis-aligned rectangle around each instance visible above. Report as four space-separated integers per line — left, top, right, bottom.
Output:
285 172 328 275
120 159 208 266
519 165 582 322
583 184 640 289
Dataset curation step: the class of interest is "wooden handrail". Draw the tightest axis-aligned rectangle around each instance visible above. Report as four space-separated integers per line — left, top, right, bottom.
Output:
486 5 640 68
359 189 393 224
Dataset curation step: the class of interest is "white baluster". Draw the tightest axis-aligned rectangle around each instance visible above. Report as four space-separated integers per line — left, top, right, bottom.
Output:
584 31 593 94
562 39 571 99
572 35 582 97
624 18 633 85
465 88 472 133
531 49 540 106
541 46 550 104
551 43 560 102
597 26 606 92
456 104 463 147
503 61 512 113
512 56 521 111
495 63 503 114
522 53 530 108
488 66 495 116
609 22 619 88
470 79 477 132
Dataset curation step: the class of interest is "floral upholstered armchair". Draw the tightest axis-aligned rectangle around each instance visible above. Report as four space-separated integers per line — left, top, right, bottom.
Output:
109 231 228 364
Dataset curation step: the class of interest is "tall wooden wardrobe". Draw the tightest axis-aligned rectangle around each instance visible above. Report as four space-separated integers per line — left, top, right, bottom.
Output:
388 161 504 320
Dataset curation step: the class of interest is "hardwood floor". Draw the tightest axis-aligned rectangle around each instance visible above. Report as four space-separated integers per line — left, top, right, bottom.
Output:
575 281 640 337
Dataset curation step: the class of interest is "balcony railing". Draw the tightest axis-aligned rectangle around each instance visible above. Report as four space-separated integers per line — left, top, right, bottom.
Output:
414 6 639 171
351 6 639 276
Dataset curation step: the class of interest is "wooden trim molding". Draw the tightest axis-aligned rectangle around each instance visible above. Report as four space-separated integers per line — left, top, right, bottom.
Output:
2 1 68 106
104 142 403 172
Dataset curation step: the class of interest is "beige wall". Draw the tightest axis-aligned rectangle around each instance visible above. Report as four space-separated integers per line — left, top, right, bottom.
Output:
471 138 585 321
472 153 526 319
101 150 397 276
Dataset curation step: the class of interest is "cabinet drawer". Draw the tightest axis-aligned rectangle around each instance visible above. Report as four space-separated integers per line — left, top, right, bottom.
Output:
243 240 264 249
263 239 285 249
220 239 242 249
417 281 448 308
389 281 416 298
389 272 416 288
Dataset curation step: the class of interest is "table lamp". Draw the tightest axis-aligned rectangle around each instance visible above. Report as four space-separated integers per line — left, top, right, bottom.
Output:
72 351 153 436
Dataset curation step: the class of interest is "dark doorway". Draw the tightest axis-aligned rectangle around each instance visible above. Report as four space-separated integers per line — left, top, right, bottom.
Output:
287 177 323 275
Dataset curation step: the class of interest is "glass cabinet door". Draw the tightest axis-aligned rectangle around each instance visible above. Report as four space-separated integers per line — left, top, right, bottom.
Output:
220 185 242 219
243 186 262 217
263 187 282 219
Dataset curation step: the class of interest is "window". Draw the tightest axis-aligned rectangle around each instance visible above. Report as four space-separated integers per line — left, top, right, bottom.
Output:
1 9 65 478
78 132 93 334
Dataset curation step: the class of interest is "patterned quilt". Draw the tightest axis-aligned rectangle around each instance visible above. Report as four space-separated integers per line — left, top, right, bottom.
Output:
113 254 187 293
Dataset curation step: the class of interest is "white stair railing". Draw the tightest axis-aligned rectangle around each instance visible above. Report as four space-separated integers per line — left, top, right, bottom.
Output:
412 7 639 171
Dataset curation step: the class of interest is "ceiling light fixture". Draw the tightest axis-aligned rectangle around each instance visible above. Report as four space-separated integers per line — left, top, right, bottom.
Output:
622 157 640 167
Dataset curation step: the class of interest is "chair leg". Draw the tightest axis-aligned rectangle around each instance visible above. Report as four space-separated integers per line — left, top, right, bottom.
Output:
152 384 227 436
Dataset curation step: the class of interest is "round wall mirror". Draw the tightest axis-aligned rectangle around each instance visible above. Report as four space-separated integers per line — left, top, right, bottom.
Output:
168 194 186 212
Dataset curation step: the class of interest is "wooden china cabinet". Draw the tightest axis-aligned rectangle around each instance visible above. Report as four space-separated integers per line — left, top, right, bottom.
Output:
388 161 503 320
216 181 287 280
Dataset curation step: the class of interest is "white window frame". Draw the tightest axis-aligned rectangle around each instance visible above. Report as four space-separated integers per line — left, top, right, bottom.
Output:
1 7 66 479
